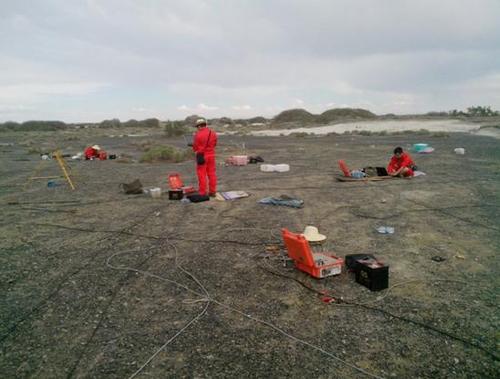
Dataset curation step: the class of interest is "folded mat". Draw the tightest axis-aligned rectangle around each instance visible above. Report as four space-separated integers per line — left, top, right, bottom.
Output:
215 191 250 201
259 195 304 208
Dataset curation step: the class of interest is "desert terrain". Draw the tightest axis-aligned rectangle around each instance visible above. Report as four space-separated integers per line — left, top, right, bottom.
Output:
1 122 499 378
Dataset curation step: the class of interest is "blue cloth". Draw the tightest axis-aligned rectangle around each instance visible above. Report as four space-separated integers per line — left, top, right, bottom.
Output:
350 170 366 179
259 196 304 208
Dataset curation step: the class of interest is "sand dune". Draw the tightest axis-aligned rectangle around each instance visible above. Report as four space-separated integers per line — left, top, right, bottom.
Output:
252 119 481 136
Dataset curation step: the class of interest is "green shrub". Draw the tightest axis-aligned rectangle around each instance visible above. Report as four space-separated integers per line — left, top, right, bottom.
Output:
165 122 189 137
140 145 193 163
290 132 309 137
358 130 373 136
0 120 67 132
431 131 450 137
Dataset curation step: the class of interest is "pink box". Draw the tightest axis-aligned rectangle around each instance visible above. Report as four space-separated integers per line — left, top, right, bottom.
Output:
231 155 248 166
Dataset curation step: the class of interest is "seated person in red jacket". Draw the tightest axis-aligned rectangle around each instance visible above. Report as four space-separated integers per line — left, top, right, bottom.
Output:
387 147 416 177
84 145 101 160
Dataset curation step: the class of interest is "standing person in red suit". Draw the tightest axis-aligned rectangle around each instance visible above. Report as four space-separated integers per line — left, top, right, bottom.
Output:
192 118 218 196
387 146 416 177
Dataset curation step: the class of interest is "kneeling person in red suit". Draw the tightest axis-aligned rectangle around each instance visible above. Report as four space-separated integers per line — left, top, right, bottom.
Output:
387 146 416 177
84 145 101 160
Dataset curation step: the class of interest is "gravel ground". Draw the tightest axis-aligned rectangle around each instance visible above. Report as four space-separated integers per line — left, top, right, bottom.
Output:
0 129 499 378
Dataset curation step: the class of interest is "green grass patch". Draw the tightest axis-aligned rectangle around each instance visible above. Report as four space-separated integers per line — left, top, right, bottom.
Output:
290 132 309 137
140 145 193 163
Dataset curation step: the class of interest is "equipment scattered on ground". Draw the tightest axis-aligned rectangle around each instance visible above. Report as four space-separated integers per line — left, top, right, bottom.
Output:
149 187 161 198
350 170 365 179
301 226 326 242
226 155 249 166
413 143 434 154
168 173 195 194
376 226 394 234
353 256 389 291
413 143 428 152
54 150 76 190
259 195 303 208
338 160 351 177
121 179 143 194
339 161 391 180
187 194 210 203
168 189 184 200
345 254 376 271
47 180 61 188
260 164 290 172
248 156 264 164
281 228 343 279
336 176 390 182
431 256 446 262
215 191 249 201
362 166 389 177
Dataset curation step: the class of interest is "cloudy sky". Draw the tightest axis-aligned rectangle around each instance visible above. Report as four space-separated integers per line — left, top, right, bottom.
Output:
1 0 499 122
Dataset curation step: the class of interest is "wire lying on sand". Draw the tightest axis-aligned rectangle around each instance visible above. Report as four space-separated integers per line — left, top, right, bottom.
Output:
258 258 499 361
104 229 384 379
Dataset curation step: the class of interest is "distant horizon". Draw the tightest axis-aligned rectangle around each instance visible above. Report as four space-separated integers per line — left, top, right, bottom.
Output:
1 105 495 125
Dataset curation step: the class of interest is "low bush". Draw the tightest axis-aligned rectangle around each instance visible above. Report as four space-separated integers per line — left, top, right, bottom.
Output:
140 145 193 163
290 132 309 137
165 122 189 137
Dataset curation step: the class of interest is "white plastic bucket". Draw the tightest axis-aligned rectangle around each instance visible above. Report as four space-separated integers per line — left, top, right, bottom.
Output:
454 148 465 155
260 164 290 172
274 164 290 172
150 188 161 198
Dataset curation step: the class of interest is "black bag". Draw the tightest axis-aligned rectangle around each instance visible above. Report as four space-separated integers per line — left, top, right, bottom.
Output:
187 194 210 203
121 179 143 194
196 152 205 165
195 130 212 165
249 156 264 164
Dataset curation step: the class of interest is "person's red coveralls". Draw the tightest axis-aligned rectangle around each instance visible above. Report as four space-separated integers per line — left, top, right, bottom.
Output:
387 152 415 177
193 126 218 195
84 146 99 160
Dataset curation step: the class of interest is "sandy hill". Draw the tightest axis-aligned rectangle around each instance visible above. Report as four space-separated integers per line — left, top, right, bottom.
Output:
272 108 316 123
317 108 376 123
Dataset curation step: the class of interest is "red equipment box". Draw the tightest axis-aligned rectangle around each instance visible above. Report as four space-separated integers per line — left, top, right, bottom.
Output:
281 228 343 279
168 173 195 194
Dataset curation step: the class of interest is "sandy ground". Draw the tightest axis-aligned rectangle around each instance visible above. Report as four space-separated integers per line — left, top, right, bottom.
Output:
473 128 500 139
0 129 499 378
252 120 481 136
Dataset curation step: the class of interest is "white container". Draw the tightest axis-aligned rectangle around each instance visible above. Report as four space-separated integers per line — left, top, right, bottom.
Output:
260 164 274 172
150 187 162 198
454 148 465 155
274 164 290 172
260 164 290 172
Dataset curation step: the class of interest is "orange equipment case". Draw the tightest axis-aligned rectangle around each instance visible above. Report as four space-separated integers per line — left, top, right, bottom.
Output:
282 228 344 279
338 160 351 177
168 173 195 194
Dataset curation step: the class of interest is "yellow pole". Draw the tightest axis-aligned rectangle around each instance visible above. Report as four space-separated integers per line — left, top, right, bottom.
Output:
54 151 76 190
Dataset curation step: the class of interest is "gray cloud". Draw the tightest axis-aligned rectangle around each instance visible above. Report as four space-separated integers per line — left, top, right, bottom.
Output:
1 0 499 121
